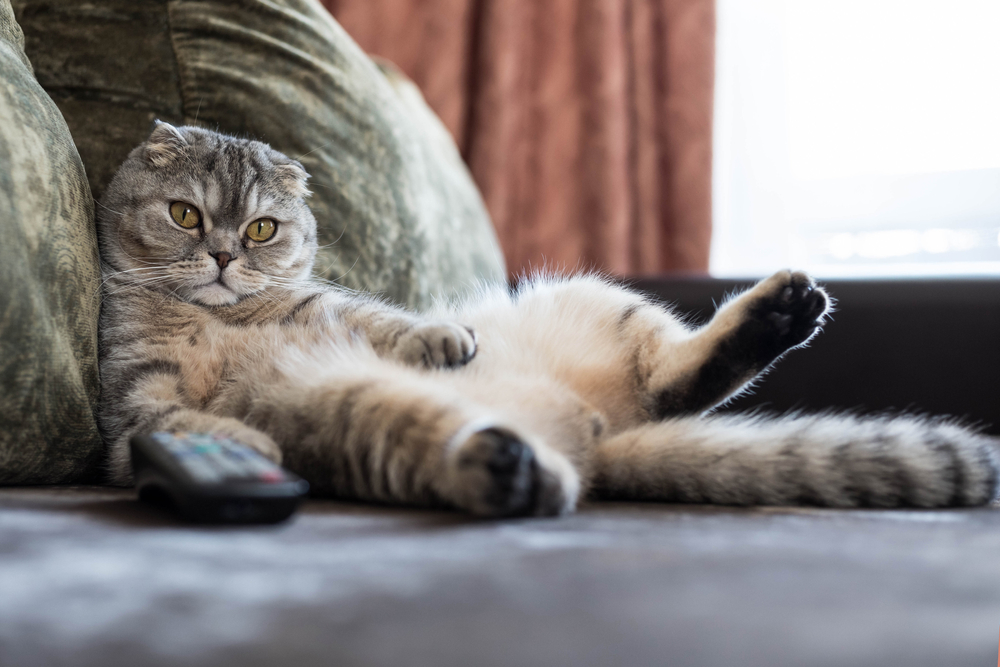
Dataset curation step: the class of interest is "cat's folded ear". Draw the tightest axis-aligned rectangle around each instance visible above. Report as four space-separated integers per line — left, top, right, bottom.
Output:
274 159 311 198
144 120 189 167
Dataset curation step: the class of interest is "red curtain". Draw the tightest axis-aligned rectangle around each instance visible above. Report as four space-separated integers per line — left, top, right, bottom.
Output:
323 0 715 277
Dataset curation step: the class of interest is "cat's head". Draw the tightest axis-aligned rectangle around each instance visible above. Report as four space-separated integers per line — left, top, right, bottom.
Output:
97 122 318 306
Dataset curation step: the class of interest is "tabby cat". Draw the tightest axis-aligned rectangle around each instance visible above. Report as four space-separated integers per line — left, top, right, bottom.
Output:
96 123 999 515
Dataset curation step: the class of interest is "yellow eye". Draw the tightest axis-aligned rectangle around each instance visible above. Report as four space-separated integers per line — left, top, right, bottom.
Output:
246 218 277 242
169 201 201 229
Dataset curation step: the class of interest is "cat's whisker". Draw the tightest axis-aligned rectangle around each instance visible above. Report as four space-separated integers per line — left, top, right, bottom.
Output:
104 276 175 296
97 266 168 288
109 266 168 274
253 291 282 309
96 267 171 293
102 285 164 299
94 199 125 217
317 227 348 250
104 281 173 299
283 255 363 296
291 138 339 162
151 282 194 309
113 230 163 267
192 97 203 125
324 255 361 286
263 275 358 298
239 286 277 308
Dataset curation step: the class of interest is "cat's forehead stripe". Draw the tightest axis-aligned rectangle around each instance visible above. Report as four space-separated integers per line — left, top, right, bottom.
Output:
203 180 221 232
201 141 279 225
245 183 259 217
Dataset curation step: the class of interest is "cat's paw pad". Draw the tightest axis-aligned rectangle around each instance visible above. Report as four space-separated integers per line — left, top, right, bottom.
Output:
449 427 575 517
394 322 477 369
752 270 830 348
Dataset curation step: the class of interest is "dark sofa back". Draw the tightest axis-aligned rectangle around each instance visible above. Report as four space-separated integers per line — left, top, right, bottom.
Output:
634 277 1000 434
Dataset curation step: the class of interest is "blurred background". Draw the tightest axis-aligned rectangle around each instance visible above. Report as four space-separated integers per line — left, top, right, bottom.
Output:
323 0 714 278
323 0 999 280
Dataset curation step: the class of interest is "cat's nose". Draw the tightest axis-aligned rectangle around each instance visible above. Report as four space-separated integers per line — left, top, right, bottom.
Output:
210 251 234 269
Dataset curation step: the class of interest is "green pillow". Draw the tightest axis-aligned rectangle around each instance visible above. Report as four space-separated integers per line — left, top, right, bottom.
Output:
13 0 505 310
0 0 103 483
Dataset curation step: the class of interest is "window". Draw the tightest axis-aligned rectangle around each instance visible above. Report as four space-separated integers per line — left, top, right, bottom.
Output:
711 0 1000 277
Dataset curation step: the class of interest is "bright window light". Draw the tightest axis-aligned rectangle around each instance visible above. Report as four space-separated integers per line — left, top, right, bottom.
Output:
711 0 1000 278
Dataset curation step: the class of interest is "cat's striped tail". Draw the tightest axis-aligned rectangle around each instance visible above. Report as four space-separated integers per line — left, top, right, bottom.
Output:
593 414 999 507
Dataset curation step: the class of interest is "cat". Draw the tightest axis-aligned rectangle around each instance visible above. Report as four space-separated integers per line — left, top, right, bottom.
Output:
95 122 999 516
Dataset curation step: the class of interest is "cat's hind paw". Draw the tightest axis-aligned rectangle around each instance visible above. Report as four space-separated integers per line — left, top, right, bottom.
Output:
447 425 578 517
747 270 830 354
393 321 477 369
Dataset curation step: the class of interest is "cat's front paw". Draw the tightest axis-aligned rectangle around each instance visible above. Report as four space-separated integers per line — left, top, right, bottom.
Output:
393 321 477 369
215 424 284 464
749 270 830 352
446 426 578 517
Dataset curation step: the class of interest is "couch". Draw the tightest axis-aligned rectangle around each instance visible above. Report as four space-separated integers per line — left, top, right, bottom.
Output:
3 1 999 665
1 0 505 483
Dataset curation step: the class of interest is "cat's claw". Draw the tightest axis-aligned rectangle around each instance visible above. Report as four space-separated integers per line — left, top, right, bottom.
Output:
393 322 477 369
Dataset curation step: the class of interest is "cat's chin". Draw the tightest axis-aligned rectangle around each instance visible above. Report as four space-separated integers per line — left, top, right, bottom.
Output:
190 282 241 306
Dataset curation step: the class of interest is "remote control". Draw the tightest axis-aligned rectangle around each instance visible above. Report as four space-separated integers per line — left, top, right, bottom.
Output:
131 432 309 524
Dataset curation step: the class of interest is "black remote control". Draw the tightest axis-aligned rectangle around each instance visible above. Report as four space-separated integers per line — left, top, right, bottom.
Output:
131 432 309 524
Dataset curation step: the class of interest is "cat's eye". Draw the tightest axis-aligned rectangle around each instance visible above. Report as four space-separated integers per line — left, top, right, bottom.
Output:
246 218 277 242
169 201 201 229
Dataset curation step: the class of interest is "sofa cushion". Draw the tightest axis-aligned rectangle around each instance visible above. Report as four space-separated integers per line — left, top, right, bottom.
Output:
13 0 506 310
0 0 103 482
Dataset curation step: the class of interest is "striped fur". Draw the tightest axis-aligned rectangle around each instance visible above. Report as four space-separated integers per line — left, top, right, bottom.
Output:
593 413 998 507
95 125 1000 516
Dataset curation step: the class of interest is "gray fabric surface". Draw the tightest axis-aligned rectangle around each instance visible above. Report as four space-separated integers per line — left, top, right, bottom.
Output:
0 0 103 483
2 486 1000 666
13 0 506 309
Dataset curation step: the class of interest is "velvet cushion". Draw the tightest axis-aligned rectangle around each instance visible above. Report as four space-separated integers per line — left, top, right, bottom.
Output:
13 0 506 310
0 0 103 482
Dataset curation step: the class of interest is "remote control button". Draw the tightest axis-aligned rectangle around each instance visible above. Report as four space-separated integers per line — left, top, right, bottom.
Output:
182 458 222 483
150 431 292 483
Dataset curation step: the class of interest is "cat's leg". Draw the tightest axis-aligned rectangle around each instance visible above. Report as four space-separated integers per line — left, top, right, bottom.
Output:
622 270 830 417
100 362 282 484
467 271 828 429
591 414 1000 507
289 290 478 369
242 362 579 516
